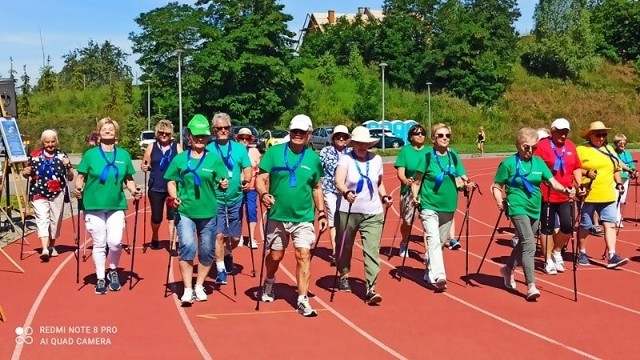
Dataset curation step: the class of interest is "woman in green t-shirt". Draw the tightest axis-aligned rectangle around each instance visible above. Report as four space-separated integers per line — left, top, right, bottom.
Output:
75 118 142 295
491 127 572 301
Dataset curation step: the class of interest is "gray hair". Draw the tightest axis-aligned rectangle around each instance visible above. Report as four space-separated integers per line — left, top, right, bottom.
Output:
212 113 231 127
516 127 537 146
40 129 59 145
613 133 627 145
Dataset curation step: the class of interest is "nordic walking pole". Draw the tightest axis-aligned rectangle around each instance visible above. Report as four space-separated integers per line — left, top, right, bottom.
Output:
64 184 78 283
242 181 256 277
76 195 83 282
635 177 638 226
142 161 149 253
387 178 411 259
255 200 271 311
221 181 236 296
464 185 480 285
476 208 504 274
129 187 141 290
570 199 580 302
330 202 352 302
164 219 178 297
20 177 31 261
397 207 417 282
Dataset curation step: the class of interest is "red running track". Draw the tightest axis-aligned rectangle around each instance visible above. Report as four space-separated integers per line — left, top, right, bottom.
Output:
2 154 640 359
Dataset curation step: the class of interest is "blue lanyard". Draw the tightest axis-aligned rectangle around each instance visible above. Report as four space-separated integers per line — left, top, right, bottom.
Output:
98 146 119 183
618 150 633 166
272 142 306 187
179 150 207 186
37 149 57 177
433 148 457 187
215 141 235 176
549 141 566 174
333 145 348 157
351 152 373 199
158 143 174 171
510 154 535 194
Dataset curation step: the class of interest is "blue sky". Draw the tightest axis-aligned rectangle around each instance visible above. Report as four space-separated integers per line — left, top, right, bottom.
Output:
3 0 536 84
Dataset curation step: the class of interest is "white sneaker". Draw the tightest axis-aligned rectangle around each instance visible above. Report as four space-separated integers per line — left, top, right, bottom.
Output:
194 285 208 301
552 252 565 272
544 261 557 275
527 284 541 301
181 288 194 305
296 297 318 317
500 266 516 290
250 239 259 249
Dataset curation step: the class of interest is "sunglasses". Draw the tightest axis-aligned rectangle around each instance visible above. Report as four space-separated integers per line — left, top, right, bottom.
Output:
334 134 349 140
412 132 426 136
191 135 209 142
592 132 608 138
157 131 171 137
435 133 451 139
290 129 307 136
214 126 231 131
237 136 252 141
522 144 537 152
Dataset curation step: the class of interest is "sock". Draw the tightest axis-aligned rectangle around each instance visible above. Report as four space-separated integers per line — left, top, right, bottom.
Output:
297 295 308 303
580 250 587 254
216 261 225 272
609 251 615 259
224 248 232 257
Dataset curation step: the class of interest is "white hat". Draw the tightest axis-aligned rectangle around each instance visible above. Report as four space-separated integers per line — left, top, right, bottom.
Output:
537 129 550 141
350 126 379 146
289 114 313 131
331 125 350 139
551 118 571 131
235 127 255 141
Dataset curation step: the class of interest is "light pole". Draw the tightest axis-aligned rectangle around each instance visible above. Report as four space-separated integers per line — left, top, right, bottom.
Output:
379 62 387 151
426 82 432 134
177 48 184 147
145 80 151 131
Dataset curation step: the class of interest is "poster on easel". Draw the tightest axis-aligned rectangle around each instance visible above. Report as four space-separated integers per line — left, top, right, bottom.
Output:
0 118 27 163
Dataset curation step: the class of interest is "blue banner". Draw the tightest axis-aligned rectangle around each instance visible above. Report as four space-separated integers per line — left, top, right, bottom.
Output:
0 118 28 163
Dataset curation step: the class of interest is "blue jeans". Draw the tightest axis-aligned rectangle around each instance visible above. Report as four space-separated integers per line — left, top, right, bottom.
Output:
176 214 216 265
216 199 242 238
580 202 616 229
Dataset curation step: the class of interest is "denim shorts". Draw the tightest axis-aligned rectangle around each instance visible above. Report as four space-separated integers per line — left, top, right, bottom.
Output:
580 202 617 230
176 214 216 265
216 199 242 238
244 190 258 223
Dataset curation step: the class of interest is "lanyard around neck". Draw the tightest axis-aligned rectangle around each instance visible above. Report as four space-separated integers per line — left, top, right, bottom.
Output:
37 149 57 176
99 146 119 183
158 142 174 171
549 141 566 174
215 141 235 175
351 151 373 198
433 148 457 188
272 143 306 188
180 150 207 186
510 154 535 194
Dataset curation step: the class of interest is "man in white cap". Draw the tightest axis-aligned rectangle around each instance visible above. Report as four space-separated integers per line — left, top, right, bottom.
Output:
534 118 584 274
256 114 328 317
319 125 351 265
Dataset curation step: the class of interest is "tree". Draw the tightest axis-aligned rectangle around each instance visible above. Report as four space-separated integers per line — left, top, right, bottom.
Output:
589 0 640 62
317 53 338 85
59 40 132 88
19 65 31 117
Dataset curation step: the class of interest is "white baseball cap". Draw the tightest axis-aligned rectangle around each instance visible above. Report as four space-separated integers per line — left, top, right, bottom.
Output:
551 118 571 131
331 125 350 139
289 114 313 131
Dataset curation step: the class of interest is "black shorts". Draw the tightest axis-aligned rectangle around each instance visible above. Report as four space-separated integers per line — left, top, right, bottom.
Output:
540 201 574 235
148 190 176 224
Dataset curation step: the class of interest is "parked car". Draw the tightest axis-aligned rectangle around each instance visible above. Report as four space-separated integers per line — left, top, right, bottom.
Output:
368 129 405 149
310 126 333 150
231 125 259 147
259 129 288 152
139 130 156 149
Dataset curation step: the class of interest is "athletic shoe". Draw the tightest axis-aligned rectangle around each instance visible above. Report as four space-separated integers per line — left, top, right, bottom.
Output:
40 248 50 262
434 278 447 291
544 261 557 275
399 241 409 258
589 226 604 236
250 239 259 249
224 255 234 274
237 239 245 247
607 253 629 269
329 255 336 267
511 236 519 248
150 240 160 249
49 247 58 257
500 266 516 290
215 270 228 285
365 290 383 305
577 252 590 266
297 297 318 317
449 238 461 250
552 252 566 272
181 288 194 305
526 284 541 301
338 277 351 292
108 270 121 291
261 281 275 302
194 285 208 301
95 279 107 295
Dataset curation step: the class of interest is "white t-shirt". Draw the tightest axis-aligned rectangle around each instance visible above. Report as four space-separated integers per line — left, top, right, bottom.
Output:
337 152 383 215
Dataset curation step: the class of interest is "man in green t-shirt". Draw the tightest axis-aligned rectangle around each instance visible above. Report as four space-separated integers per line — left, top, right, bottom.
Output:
205 113 252 285
256 114 328 317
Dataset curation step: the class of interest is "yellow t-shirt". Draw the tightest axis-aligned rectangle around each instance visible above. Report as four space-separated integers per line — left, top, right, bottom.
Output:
576 144 621 203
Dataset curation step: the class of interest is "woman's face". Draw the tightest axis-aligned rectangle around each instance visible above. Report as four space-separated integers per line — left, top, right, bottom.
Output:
432 127 451 148
517 136 537 160
410 128 426 146
588 131 608 147
615 140 626 152
189 134 209 150
42 136 57 152
156 128 172 143
99 123 116 141
332 133 350 148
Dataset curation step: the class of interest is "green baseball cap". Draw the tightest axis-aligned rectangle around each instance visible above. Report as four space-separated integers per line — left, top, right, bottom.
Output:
188 114 211 136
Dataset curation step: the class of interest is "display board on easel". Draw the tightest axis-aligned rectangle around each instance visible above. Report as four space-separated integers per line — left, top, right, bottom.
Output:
0 118 27 163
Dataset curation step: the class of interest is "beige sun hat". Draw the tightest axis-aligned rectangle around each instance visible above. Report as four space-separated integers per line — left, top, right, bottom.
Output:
235 127 255 141
579 121 611 139
350 126 379 146
331 125 350 140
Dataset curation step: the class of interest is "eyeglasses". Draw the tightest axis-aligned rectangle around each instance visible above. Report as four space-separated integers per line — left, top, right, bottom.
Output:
435 133 451 139
592 132 608 138
157 131 171 137
237 136 251 141
214 126 231 131
191 135 209 142
522 144 537 152
290 129 307 136
412 132 426 136
617 142 627 146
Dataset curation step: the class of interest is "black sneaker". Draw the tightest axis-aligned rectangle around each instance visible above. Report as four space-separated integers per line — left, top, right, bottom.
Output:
607 253 629 269
150 240 160 249
95 279 107 295
40 249 50 262
224 254 234 274
329 255 336 267
365 290 382 305
108 270 121 291
338 277 351 292
434 278 447 291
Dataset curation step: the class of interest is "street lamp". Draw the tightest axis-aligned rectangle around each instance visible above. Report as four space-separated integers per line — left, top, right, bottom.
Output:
379 62 387 151
145 80 151 131
426 82 432 134
177 48 184 147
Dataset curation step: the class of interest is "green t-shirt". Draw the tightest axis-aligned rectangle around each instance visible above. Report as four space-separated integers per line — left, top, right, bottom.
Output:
76 146 135 211
395 145 430 195
205 140 252 205
618 150 635 181
494 154 553 218
259 143 324 223
415 148 466 213
164 150 226 219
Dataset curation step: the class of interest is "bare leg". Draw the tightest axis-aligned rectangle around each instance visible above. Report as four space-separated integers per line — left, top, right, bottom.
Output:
295 248 311 296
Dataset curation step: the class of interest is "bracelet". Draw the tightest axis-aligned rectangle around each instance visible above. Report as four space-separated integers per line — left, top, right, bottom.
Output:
343 190 354 200
616 183 624 188
318 214 327 220
382 195 391 203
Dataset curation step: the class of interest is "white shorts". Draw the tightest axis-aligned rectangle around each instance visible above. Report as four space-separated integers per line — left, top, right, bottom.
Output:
323 191 341 228
265 221 316 251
